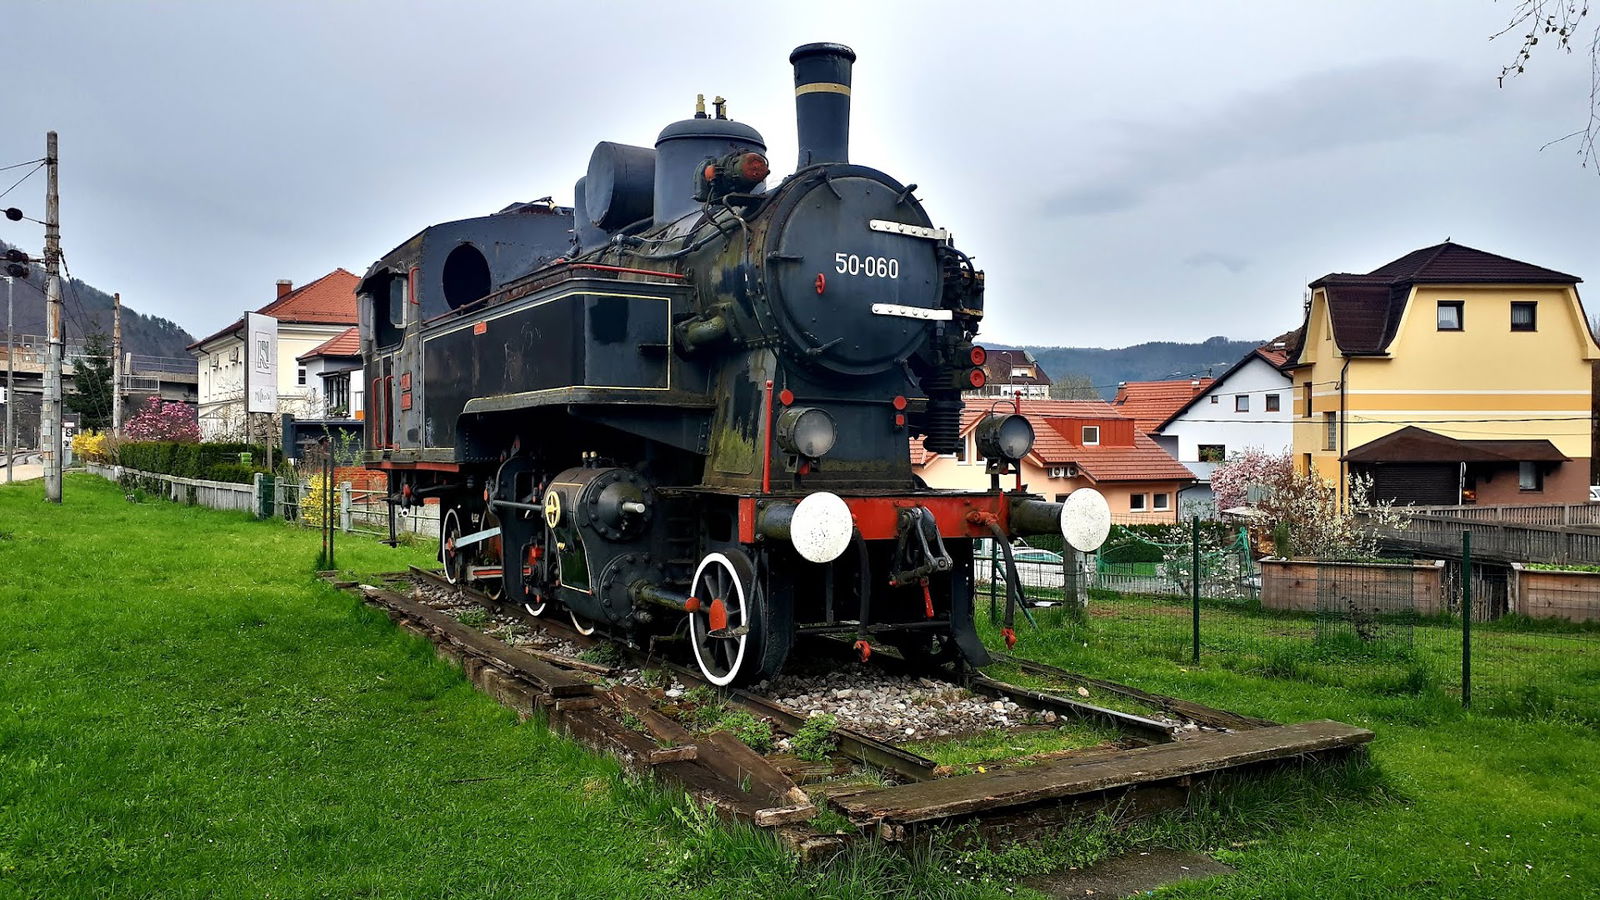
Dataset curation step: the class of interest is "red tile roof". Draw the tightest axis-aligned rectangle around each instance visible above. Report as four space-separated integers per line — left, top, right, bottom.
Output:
188 269 361 351
1296 242 1580 358
910 398 1193 484
1111 379 1212 433
297 326 360 362
1151 345 1294 433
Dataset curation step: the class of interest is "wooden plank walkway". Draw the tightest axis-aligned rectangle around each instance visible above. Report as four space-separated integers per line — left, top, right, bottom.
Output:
832 720 1373 829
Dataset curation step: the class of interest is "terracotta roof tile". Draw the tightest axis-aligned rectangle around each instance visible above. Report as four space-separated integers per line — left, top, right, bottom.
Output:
1111 379 1212 433
187 269 360 351
909 398 1192 484
297 326 361 362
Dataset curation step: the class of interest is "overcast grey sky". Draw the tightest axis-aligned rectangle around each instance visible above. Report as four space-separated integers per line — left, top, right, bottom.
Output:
3 1 1596 348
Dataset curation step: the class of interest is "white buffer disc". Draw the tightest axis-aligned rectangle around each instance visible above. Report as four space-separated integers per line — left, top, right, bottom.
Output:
1061 489 1112 552
790 491 853 563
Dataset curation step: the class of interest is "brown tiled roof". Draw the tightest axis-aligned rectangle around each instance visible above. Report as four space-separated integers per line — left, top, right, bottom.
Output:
1112 379 1212 433
979 353 1053 387
1297 242 1581 358
297 326 361 362
1343 426 1568 463
188 269 361 351
1364 242 1580 284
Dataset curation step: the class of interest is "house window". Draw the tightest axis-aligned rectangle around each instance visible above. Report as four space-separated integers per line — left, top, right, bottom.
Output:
954 434 969 464
1197 444 1226 463
1437 301 1464 331
1153 493 1170 511
1054 493 1070 502
1511 301 1537 332
1519 461 1543 492
297 367 307 386
1235 395 1250 412
1082 425 1100 445
1324 412 1337 451
1209 395 1219 404
1129 493 1147 511
1303 382 1313 417
1265 393 1281 412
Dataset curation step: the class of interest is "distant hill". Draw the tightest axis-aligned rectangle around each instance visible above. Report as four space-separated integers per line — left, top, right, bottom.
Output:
1 241 195 358
993 336 1271 399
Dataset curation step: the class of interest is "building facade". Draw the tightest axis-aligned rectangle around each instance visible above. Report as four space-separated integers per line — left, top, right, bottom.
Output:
189 271 360 441
296 327 364 419
1284 242 1598 505
1152 346 1294 509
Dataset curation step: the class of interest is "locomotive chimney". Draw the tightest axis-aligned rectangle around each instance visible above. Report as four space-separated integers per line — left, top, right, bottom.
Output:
790 42 855 168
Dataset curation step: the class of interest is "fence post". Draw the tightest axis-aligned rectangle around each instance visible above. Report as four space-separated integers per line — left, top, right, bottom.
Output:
273 476 283 521
339 481 352 533
988 540 999 624
1191 516 1201 664
1462 530 1472 709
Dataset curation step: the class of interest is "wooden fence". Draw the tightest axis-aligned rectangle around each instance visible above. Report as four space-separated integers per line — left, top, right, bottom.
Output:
1398 502 1600 528
1365 511 1600 566
87 463 256 513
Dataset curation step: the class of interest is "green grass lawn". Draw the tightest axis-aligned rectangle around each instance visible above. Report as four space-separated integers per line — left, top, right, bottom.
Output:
3 474 1597 898
982 605 1600 897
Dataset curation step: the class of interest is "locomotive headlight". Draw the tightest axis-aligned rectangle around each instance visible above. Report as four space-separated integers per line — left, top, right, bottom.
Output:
975 413 1034 461
775 406 837 458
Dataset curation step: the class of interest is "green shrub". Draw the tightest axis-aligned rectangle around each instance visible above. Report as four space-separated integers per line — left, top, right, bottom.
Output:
1099 540 1164 564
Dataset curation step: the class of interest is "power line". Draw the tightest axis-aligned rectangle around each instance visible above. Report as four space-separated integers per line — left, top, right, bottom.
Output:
0 161 44 202
0 158 45 173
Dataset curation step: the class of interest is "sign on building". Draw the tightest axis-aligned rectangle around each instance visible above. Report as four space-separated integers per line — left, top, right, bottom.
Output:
245 312 278 414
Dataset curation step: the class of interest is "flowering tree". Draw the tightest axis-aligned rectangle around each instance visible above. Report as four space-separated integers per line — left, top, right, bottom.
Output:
1209 449 1293 512
1211 449 1407 559
123 398 200 443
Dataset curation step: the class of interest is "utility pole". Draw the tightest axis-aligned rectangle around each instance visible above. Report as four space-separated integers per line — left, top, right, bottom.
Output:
5 275 13 484
112 292 122 433
40 131 62 503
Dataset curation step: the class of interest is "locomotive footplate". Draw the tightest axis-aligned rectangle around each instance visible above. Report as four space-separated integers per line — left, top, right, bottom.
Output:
734 491 1013 544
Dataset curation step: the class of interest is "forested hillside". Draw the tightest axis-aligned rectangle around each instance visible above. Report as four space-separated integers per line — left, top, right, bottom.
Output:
1 241 195 357
991 336 1275 399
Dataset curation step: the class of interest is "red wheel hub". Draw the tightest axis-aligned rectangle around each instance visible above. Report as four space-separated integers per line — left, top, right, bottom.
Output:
709 597 729 633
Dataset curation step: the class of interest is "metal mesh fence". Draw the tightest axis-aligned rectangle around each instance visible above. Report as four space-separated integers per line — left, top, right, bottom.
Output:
986 521 1599 722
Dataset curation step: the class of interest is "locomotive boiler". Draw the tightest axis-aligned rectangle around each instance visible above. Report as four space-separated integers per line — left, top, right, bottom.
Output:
359 43 1106 685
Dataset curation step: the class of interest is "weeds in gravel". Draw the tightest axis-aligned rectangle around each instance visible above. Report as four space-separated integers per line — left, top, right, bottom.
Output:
792 713 840 762
579 642 625 668
455 607 488 627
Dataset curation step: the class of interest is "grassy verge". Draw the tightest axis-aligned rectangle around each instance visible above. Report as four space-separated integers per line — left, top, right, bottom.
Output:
0 475 1015 899
5 475 1595 897
979 606 1600 897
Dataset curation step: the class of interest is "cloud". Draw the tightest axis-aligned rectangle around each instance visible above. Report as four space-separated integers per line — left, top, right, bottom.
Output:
1041 59 1482 217
1183 251 1251 273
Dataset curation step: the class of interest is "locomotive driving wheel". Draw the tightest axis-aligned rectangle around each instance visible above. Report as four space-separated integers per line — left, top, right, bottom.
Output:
688 549 766 687
440 508 466 585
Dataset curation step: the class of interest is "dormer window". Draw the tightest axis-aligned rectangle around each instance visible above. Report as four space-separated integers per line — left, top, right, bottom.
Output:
1082 425 1100 445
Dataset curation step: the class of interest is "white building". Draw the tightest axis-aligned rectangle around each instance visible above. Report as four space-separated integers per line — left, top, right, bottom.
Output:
1150 344 1294 509
296 327 364 419
188 270 360 441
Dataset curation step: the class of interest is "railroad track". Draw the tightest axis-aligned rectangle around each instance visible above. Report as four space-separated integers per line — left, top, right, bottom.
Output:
327 568 1372 855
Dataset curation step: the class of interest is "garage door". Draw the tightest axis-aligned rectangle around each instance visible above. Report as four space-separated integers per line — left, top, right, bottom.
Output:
1363 463 1458 506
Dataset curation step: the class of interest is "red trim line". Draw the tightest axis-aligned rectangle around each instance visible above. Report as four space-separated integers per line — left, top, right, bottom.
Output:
368 461 461 473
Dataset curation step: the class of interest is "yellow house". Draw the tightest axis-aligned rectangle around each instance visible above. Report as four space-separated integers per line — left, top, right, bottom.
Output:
1285 242 1599 505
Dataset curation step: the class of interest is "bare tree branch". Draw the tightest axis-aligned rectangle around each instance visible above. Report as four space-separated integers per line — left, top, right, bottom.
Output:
1494 0 1600 169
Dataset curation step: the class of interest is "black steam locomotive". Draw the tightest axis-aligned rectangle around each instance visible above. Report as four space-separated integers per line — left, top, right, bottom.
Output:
359 43 1085 685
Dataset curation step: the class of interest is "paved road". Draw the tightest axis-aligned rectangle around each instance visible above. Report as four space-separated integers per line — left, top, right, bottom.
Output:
4 463 43 482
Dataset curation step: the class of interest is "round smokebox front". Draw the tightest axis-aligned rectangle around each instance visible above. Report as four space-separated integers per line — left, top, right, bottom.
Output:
764 169 943 376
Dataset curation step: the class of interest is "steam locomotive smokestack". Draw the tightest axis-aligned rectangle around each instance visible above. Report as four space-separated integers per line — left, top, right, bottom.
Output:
790 42 856 168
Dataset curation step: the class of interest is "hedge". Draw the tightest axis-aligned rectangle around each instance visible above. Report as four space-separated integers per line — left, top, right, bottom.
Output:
117 442 272 484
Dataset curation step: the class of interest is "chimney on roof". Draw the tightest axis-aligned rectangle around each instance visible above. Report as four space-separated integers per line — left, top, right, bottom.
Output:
1191 379 1200 390
276 279 293 298
1273 341 1286 349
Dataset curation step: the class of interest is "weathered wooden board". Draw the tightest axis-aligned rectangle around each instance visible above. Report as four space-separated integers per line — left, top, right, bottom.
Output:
362 586 594 697
832 720 1373 826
